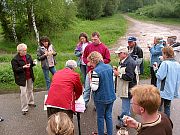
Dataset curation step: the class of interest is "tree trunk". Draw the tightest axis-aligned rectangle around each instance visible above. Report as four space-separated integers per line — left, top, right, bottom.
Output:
12 9 18 43
31 5 39 45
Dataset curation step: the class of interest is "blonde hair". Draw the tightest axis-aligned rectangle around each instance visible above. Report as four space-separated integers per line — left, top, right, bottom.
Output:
87 51 103 65
131 84 161 115
46 112 74 135
162 46 174 58
17 43 27 52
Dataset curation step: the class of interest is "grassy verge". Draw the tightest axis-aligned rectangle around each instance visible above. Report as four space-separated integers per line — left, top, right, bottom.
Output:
128 13 180 26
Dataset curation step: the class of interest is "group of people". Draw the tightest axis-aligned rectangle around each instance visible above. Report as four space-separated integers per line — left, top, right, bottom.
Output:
9 31 180 135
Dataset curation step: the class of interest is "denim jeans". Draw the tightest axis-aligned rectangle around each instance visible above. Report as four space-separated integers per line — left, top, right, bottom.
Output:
80 64 87 85
95 102 114 135
120 98 131 119
42 67 56 90
83 75 91 106
159 98 171 117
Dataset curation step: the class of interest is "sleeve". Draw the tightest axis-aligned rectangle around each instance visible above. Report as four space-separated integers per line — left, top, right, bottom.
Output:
11 59 24 73
52 45 57 56
90 71 99 91
156 62 168 80
121 62 136 81
37 46 46 61
74 74 83 100
150 45 163 56
103 47 111 64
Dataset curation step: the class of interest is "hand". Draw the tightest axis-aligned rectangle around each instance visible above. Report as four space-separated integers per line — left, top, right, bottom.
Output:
23 63 30 68
44 50 48 56
33 59 37 65
159 56 163 61
153 62 158 71
113 70 119 76
48 51 53 56
122 115 139 129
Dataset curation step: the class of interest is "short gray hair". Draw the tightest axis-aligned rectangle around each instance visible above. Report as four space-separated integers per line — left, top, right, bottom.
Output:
17 43 27 52
65 60 77 69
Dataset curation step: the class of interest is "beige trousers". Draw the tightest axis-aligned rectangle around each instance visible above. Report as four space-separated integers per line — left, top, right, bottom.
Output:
20 79 35 111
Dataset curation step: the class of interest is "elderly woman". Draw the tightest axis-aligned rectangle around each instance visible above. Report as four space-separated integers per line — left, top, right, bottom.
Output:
87 51 116 135
37 36 57 90
46 112 74 135
155 46 180 117
11 43 36 115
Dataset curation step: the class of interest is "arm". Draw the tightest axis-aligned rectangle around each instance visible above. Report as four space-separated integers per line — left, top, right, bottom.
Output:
37 47 47 61
74 74 83 100
51 45 57 56
156 62 168 80
103 47 111 64
90 71 99 91
121 62 136 81
150 45 163 56
11 59 24 73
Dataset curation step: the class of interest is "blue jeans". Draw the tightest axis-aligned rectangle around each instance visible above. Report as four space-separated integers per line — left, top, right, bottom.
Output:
159 98 171 117
42 67 56 90
120 98 131 118
95 102 114 135
83 75 91 106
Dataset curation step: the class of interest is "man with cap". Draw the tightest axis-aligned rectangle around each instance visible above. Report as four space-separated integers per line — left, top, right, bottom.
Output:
114 46 137 129
128 36 143 74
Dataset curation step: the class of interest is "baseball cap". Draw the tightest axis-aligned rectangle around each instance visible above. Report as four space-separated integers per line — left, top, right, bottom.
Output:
115 46 128 54
128 36 137 42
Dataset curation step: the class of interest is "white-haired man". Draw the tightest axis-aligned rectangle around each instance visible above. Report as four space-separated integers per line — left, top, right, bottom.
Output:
114 47 137 129
11 43 36 115
45 60 83 120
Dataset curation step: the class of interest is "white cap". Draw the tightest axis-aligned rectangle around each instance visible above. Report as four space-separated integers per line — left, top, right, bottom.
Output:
115 46 128 54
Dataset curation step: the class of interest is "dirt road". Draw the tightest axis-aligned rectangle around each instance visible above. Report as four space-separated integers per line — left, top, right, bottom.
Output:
110 15 180 59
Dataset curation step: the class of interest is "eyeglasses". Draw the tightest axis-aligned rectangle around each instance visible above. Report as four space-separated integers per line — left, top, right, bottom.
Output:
130 102 139 106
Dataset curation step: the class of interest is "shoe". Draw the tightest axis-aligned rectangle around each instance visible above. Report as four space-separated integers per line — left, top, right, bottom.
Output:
28 104 36 107
91 132 107 135
22 111 28 115
0 117 4 122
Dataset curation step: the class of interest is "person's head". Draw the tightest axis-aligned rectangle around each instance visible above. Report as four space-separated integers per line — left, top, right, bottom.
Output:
131 84 161 115
114 46 129 61
17 43 27 56
40 36 51 48
79 32 89 43
91 32 101 45
128 36 136 48
162 46 174 59
65 60 77 70
167 36 177 45
154 36 163 44
46 112 74 135
87 51 103 68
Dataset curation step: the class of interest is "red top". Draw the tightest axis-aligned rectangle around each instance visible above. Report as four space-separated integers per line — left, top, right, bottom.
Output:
83 42 111 72
21 55 31 80
45 68 83 112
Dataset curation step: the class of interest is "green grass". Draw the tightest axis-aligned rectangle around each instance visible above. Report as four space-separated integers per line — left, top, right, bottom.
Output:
0 13 152 93
128 13 180 26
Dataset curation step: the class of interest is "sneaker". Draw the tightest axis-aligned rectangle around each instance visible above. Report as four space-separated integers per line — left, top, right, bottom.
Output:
22 111 28 115
28 104 36 107
0 117 4 122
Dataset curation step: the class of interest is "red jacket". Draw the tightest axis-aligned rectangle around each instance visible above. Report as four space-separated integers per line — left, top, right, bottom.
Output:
45 68 83 112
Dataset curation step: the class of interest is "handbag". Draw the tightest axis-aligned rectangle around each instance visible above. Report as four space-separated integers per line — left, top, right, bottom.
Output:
75 95 86 113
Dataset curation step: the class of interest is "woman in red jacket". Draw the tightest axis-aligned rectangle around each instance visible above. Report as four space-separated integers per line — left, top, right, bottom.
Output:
45 60 83 120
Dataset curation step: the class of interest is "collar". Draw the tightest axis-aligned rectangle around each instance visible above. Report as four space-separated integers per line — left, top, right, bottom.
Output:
142 113 161 128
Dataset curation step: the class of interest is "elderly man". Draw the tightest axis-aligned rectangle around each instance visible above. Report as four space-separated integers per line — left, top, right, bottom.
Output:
83 32 111 107
122 84 173 135
127 36 143 74
45 60 83 120
114 46 137 129
11 43 36 115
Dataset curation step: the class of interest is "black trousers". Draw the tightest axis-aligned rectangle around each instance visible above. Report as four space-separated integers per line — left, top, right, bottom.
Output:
47 107 73 120
150 67 157 86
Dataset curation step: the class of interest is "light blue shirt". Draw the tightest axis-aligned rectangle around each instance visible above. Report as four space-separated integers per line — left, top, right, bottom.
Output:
156 59 180 100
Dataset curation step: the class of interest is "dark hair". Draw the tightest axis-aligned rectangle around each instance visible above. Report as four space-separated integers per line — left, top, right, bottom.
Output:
79 32 89 42
39 36 51 46
91 32 100 38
